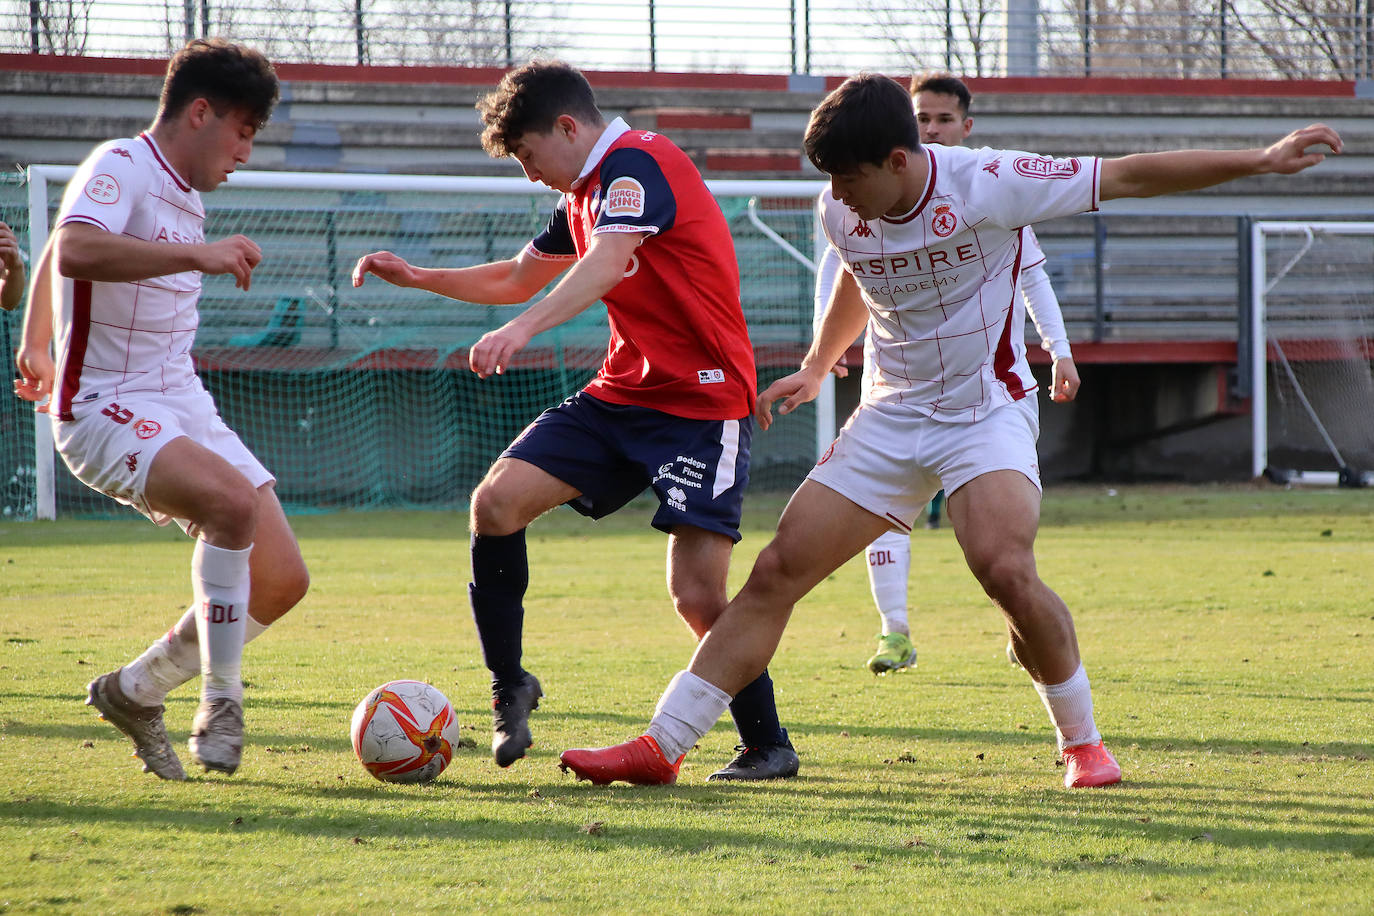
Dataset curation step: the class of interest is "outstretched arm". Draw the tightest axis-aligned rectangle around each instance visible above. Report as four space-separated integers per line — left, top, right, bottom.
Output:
351 246 567 305
1100 123 1341 201
468 229 646 378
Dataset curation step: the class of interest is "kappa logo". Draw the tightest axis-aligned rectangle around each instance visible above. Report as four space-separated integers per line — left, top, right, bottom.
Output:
931 204 957 238
982 158 1001 178
604 176 646 218
84 174 120 205
133 418 162 439
124 451 140 474
849 221 874 238
112 148 132 160
1013 156 1081 180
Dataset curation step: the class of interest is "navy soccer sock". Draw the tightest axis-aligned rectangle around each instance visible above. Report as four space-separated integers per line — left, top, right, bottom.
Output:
728 668 788 747
468 529 529 687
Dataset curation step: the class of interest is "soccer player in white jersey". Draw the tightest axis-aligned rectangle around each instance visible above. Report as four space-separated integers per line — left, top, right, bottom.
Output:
836 72 1080 675
560 74 1341 789
12 39 308 779
0 220 25 312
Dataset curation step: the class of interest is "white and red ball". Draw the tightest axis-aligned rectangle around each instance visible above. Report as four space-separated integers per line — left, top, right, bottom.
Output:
350 680 459 784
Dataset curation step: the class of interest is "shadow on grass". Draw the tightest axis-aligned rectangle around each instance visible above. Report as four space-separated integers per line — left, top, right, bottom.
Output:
5 771 1371 873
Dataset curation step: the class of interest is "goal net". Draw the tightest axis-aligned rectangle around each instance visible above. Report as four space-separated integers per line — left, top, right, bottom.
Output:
7 168 826 520
1250 221 1374 486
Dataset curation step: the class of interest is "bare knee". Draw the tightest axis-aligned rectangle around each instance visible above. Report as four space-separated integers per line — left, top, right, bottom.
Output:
968 550 1038 611
253 558 310 623
470 479 516 536
672 588 726 637
195 479 259 547
738 542 810 615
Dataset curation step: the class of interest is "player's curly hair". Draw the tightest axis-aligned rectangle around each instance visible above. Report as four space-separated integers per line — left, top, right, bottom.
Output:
478 60 604 158
157 38 278 131
803 74 921 176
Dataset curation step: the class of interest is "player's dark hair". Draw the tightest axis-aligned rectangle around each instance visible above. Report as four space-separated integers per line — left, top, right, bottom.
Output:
478 60 605 157
910 71 972 115
157 38 278 131
804 74 921 176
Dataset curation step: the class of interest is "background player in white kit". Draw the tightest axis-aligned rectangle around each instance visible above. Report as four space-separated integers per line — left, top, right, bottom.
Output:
560 74 1341 790
824 73 1081 675
13 39 308 779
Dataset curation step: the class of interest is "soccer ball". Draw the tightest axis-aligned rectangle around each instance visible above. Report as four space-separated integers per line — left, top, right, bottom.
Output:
350 680 460 784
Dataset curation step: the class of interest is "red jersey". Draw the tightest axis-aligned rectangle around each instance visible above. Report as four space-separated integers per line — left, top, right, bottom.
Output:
527 119 756 420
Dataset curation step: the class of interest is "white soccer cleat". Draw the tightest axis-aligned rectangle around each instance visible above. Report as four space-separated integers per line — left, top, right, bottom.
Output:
189 698 244 775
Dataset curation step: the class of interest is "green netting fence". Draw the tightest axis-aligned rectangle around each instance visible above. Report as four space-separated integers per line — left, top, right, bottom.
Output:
2 170 826 520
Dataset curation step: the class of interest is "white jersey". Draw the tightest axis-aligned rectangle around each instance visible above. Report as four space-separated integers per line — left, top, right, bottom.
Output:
819 143 1099 422
52 133 205 420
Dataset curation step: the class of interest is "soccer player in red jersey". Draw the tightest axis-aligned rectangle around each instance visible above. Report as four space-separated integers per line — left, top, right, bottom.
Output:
13 40 308 779
353 61 798 781
560 74 1340 789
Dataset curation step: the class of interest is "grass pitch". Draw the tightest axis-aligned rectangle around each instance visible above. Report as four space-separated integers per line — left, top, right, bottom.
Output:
2 484 1372 914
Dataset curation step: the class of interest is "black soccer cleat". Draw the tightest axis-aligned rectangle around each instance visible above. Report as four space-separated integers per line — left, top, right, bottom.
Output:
707 731 800 781
491 672 542 767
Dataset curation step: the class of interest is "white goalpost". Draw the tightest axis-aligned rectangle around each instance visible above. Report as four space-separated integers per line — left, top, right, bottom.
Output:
22 166 825 520
1249 221 1374 487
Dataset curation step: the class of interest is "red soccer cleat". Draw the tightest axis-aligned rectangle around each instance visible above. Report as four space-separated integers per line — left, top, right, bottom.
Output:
559 735 683 786
1062 740 1122 788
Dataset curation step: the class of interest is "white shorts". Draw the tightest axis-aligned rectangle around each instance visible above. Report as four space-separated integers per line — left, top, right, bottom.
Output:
807 397 1040 532
53 381 273 529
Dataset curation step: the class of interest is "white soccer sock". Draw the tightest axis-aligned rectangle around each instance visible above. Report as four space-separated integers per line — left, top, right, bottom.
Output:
192 540 253 705
1033 663 1102 751
645 670 732 761
866 529 911 634
121 605 273 707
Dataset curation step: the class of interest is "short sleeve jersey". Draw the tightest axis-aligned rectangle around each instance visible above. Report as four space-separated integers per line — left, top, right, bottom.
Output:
527 119 756 420
51 133 205 420
819 143 1099 423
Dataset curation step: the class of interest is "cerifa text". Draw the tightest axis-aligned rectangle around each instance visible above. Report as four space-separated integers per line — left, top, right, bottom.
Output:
850 243 979 276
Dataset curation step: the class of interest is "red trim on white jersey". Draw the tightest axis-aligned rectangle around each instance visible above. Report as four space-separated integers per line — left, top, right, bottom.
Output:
139 132 191 192
992 229 1029 401
881 147 938 226
56 280 93 421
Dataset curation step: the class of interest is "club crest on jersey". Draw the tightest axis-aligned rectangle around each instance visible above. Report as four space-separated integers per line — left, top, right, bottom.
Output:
84 174 120 204
604 176 645 218
931 205 957 237
133 418 162 439
1013 156 1081 180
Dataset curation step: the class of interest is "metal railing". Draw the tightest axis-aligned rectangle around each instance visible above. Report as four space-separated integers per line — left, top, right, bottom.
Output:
3 0 1370 80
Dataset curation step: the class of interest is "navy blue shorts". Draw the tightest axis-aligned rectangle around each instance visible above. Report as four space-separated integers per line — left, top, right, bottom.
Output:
501 392 752 542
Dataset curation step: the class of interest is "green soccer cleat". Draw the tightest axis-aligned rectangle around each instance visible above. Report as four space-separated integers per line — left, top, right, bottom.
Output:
866 632 917 675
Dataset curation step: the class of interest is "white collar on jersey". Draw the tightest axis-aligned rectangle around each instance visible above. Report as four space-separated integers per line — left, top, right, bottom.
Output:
571 117 632 191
